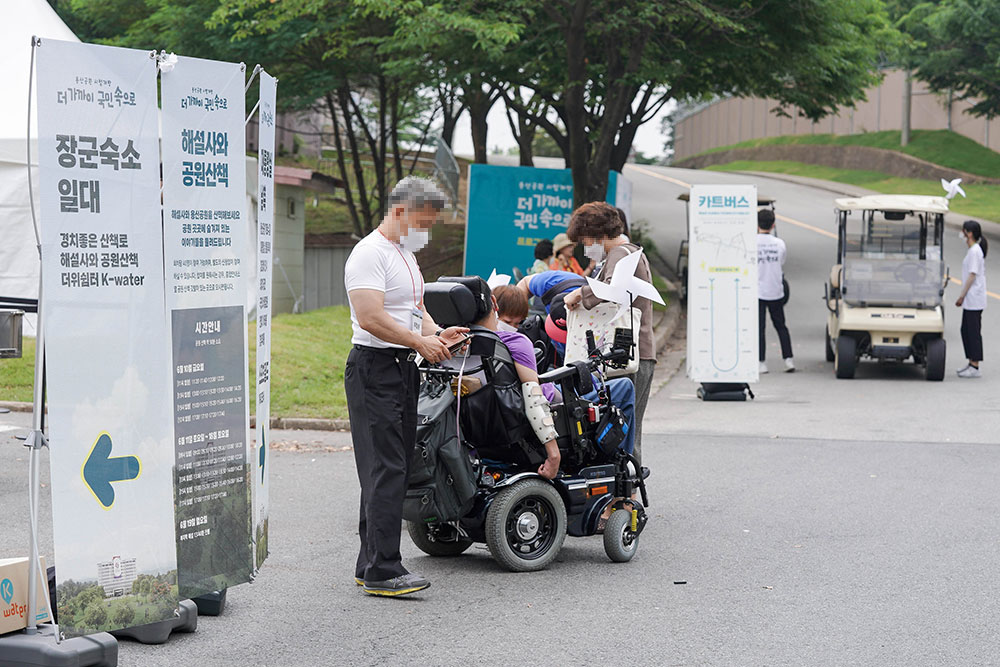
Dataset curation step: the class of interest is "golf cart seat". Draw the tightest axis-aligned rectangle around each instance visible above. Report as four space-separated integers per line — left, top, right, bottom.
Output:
830 264 842 290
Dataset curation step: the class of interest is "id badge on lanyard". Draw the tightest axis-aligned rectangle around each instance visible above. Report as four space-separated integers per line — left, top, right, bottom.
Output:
411 307 423 334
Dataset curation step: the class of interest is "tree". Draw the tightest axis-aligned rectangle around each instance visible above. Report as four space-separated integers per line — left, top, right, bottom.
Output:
213 0 518 232
499 0 895 205
503 90 548 166
112 603 136 628
82 602 108 629
906 0 1000 120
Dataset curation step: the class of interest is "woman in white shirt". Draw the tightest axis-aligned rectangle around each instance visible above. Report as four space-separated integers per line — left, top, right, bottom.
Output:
956 220 988 378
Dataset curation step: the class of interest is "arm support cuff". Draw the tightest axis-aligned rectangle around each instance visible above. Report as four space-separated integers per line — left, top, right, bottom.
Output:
522 382 558 443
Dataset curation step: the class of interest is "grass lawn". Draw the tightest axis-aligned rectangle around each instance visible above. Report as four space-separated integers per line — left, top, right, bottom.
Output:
0 337 35 402
1 308 353 419
707 160 1000 222
699 130 1000 180
650 272 672 313
249 306 353 420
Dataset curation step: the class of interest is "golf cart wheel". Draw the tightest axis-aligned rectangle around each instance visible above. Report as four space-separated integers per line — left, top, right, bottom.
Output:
926 338 946 382
406 521 473 557
835 336 857 379
485 479 567 572
603 508 639 563
825 327 835 362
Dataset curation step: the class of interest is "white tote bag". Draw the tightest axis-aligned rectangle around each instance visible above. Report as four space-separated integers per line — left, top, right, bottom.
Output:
564 302 641 378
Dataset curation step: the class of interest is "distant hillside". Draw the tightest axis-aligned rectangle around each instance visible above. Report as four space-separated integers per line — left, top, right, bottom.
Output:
692 130 1000 180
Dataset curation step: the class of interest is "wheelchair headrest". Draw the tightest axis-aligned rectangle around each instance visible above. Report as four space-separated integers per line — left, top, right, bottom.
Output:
424 276 492 327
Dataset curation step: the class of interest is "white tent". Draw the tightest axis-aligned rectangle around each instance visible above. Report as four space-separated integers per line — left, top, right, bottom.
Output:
0 1 79 334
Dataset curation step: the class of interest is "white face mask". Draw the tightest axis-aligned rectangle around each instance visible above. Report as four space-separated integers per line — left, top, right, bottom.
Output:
496 318 517 333
584 243 605 263
399 227 430 252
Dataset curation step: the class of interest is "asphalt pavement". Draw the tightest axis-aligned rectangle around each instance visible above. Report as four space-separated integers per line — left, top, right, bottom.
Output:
3 164 1000 665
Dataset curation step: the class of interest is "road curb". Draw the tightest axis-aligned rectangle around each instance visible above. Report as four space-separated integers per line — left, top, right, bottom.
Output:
250 416 351 432
0 401 32 413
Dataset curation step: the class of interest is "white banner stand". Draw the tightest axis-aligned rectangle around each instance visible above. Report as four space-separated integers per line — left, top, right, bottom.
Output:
0 36 119 667
685 184 760 401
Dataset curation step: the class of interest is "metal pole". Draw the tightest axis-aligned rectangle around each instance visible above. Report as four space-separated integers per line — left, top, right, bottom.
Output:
24 34 48 638
902 70 912 146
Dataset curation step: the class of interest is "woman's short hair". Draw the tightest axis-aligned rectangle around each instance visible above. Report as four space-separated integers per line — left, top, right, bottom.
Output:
493 285 530 321
567 201 624 242
534 238 554 260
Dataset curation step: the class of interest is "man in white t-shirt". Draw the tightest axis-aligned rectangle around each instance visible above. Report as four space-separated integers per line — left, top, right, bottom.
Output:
757 209 794 373
344 176 467 597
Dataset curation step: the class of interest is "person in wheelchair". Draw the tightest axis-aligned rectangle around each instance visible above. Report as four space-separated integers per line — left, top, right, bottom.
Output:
411 277 649 571
438 279 636 475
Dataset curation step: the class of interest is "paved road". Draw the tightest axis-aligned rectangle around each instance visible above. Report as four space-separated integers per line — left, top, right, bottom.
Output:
4 164 1000 665
3 409 999 665
625 163 1000 444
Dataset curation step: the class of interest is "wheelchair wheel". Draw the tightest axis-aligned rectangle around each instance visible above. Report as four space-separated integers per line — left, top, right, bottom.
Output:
485 479 567 572
406 521 473 557
603 508 639 563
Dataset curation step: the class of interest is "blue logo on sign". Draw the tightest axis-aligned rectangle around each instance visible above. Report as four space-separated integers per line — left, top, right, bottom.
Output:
0 578 13 604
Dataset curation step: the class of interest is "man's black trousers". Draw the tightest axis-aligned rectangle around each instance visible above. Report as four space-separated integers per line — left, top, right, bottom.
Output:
345 345 419 582
759 299 793 361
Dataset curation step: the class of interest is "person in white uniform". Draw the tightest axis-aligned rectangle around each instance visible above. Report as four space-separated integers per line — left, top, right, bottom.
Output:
757 209 794 373
956 220 988 378
344 177 468 596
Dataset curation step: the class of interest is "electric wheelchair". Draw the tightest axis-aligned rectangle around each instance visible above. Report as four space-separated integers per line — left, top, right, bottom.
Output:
402 277 650 572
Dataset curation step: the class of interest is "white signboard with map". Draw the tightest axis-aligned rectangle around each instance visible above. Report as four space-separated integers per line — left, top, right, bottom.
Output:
686 184 759 383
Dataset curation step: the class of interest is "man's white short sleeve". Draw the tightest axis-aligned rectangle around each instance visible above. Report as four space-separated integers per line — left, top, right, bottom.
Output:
345 242 388 293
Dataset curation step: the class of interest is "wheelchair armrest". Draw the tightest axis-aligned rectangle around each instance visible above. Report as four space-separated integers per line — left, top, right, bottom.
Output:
538 366 576 384
538 361 593 396
421 363 486 377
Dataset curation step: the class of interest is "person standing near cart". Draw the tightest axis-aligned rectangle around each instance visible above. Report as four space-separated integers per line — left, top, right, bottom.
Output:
757 208 794 373
956 220 988 378
344 177 468 596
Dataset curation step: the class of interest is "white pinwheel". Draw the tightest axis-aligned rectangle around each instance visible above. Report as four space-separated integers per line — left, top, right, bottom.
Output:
585 248 664 319
486 269 511 291
941 177 967 200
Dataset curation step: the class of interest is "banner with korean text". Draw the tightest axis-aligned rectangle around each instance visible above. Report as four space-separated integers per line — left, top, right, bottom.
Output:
464 165 629 279
686 184 759 383
36 39 180 637
160 55 253 596
253 71 276 571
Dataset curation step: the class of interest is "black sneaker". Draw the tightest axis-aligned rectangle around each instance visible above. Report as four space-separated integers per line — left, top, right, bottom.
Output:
362 573 430 597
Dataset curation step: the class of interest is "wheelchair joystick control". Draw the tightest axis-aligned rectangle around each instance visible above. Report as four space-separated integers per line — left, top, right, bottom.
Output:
586 329 598 357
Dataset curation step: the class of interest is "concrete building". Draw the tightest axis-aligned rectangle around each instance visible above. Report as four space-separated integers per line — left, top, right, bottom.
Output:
245 157 342 315
96 556 137 598
673 69 1000 161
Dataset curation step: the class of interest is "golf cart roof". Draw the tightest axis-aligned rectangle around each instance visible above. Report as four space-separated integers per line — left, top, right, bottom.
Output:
834 195 949 214
677 193 775 205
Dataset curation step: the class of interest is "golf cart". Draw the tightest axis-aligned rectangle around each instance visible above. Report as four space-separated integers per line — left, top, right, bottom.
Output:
677 193 776 304
825 195 949 380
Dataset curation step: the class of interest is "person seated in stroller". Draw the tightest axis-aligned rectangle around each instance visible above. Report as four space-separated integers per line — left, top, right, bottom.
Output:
463 282 636 476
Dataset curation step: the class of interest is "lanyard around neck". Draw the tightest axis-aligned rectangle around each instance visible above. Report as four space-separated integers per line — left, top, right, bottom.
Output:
378 227 422 307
